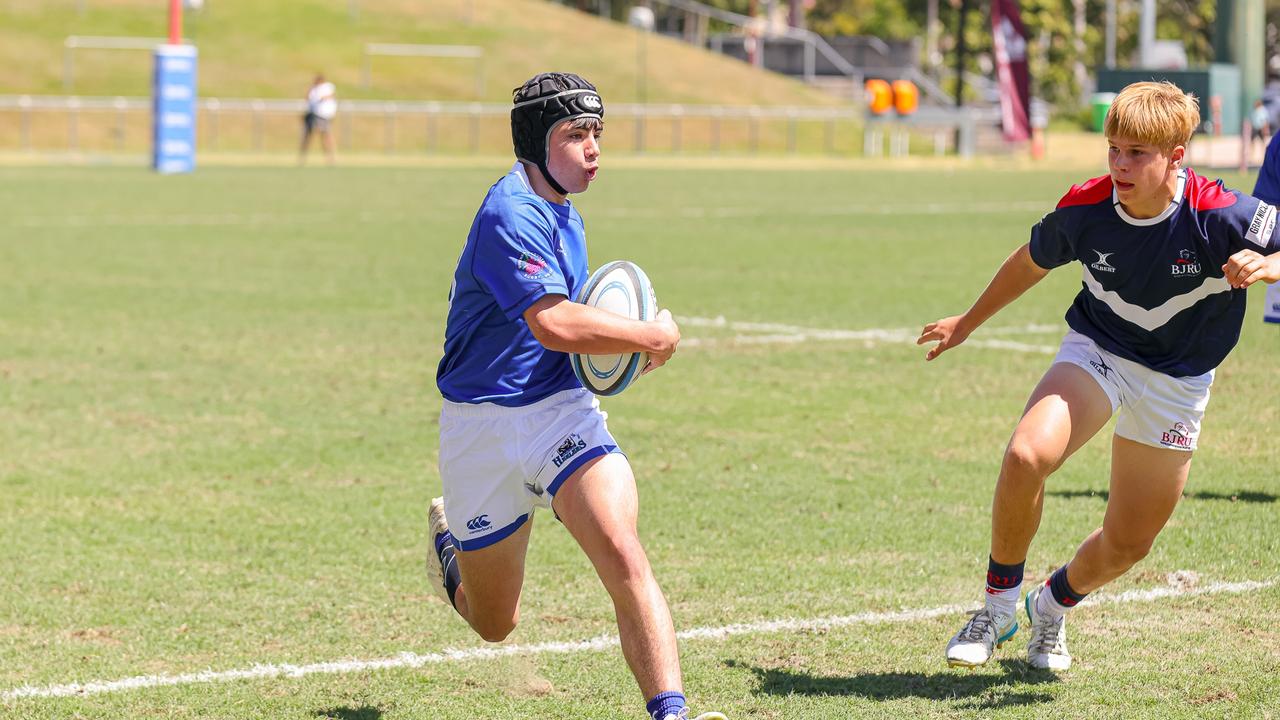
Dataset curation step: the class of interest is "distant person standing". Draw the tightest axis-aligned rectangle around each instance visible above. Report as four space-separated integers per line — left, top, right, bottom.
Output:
1251 99 1271 155
300 74 337 165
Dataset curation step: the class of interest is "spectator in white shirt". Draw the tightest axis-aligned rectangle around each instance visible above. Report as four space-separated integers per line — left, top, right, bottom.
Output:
300 74 337 165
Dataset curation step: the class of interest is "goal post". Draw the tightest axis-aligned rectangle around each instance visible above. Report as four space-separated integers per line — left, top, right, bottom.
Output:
152 0 197 173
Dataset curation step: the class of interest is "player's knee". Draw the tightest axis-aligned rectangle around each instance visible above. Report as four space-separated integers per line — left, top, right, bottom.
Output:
1003 438 1058 481
596 535 653 589
1103 533 1154 566
472 615 518 643
478 625 515 643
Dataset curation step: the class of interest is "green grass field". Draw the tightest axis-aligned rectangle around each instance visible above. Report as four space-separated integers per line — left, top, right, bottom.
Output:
2 162 1278 719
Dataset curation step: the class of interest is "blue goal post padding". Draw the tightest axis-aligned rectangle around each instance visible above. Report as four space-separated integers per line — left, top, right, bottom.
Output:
152 44 197 174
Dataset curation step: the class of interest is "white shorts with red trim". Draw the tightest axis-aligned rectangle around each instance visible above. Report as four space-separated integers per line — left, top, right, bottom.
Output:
1053 331 1213 452
437 388 621 551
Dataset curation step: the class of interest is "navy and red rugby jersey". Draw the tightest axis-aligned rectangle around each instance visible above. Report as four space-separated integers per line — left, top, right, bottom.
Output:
1029 168 1280 377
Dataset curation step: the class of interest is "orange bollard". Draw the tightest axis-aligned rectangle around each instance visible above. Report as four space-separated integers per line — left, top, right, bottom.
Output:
891 79 919 116
865 79 893 116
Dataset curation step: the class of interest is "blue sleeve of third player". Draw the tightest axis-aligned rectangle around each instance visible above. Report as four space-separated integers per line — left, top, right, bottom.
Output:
1254 133 1280 205
471 200 569 320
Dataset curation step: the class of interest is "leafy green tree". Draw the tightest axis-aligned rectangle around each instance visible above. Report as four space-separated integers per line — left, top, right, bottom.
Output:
805 0 919 38
568 0 1233 110
798 0 1219 109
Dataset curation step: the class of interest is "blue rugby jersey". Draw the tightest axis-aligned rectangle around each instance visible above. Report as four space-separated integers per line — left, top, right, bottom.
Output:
1254 131 1280 204
436 163 588 406
1029 168 1280 376
1252 136 1280 325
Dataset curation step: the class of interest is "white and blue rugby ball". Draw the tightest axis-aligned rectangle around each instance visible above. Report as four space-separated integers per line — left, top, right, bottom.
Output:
570 260 657 396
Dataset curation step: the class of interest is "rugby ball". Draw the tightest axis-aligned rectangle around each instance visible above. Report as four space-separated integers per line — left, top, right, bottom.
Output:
570 261 657 396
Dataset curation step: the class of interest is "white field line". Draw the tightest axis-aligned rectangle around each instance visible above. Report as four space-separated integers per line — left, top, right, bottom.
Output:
9 200 1045 228
595 200 1050 219
679 316 1061 355
6 210 413 228
9 212 329 228
4 576 1273 701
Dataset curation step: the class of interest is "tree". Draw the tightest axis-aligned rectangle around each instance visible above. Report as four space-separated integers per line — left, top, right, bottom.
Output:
798 0 1219 109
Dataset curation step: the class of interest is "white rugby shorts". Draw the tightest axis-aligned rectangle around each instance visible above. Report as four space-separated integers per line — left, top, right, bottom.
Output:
437 388 621 551
1053 331 1212 452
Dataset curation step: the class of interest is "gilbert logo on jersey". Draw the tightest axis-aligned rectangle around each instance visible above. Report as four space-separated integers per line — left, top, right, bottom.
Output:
1170 249 1201 278
1090 250 1117 273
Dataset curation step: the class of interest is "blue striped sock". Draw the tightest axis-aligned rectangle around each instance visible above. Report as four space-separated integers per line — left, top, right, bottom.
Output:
1037 565 1088 619
1047 565 1087 609
646 691 686 720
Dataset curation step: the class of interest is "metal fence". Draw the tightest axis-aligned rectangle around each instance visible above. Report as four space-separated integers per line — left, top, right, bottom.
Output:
0 95 991 157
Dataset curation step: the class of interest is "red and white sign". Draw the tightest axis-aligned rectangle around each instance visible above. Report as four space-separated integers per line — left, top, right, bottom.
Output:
991 0 1032 142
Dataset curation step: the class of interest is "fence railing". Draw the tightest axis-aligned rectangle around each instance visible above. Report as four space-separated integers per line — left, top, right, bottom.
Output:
648 0 861 85
0 95 992 158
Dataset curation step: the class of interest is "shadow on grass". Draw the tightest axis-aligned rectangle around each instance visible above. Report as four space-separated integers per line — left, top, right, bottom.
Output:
726 658 1059 710
313 706 383 720
1049 489 1277 504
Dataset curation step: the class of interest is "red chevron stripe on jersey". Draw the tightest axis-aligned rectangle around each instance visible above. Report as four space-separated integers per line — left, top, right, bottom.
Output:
1056 174 1113 209
1029 167 1280 376
1185 169 1238 211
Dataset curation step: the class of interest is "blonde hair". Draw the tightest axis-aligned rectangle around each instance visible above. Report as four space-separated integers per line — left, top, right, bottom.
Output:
1104 81 1200 151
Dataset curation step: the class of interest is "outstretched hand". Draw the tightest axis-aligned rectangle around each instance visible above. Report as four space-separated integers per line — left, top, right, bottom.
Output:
917 315 969 361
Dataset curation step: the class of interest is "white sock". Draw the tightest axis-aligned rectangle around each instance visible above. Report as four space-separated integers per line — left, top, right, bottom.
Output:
1036 582 1071 621
984 583 1021 620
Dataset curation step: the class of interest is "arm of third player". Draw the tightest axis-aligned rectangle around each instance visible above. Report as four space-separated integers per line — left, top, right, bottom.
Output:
917 243 1050 361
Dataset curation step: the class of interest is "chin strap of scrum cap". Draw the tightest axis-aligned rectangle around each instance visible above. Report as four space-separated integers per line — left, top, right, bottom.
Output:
511 73 604 196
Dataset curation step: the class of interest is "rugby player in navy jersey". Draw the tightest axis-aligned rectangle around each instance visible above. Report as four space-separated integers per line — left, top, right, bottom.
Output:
917 81 1280 671
427 72 725 720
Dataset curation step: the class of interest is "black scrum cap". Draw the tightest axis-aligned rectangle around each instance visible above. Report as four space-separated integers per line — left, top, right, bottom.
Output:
511 72 604 195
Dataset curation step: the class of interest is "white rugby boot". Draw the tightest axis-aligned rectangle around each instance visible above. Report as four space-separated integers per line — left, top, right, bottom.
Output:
1025 586 1071 671
425 496 454 605
945 606 1018 668
660 712 727 720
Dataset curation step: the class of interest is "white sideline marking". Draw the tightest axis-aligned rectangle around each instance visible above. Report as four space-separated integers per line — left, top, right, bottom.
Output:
10 212 327 228
679 316 1060 355
4 576 1273 700
596 200 1050 219
7 210 406 228
9 199 1044 228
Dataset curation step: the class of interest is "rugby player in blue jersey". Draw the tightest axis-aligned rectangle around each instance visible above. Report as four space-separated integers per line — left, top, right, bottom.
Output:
918 81 1280 671
427 72 725 720
1250 120 1280 324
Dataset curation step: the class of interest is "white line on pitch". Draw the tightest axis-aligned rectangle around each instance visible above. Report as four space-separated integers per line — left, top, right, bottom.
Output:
3 576 1272 701
595 200 1050 219
9 200 1044 228
679 316 1061 354
7 198 1039 226
9 212 326 228
7 210 413 228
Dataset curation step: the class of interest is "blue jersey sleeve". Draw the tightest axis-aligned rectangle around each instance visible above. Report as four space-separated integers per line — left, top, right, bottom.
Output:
1254 133 1280 204
1027 209 1075 269
472 200 570 320
1221 193 1280 255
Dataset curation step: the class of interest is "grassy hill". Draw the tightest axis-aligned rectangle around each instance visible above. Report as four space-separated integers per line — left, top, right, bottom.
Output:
2 0 843 106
